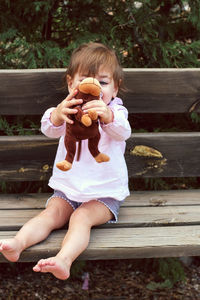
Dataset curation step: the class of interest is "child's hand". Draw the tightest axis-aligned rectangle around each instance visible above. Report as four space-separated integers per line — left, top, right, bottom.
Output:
82 100 113 124
51 89 83 126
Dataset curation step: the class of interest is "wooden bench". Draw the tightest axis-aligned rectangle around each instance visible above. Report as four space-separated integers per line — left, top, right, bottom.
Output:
0 69 200 262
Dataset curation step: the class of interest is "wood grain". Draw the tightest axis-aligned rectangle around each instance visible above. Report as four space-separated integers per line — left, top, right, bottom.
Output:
0 190 199 209
1 132 200 180
0 69 66 115
1 205 200 230
1 69 200 114
124 69 200 113
1 226 200 261
126 132 200 177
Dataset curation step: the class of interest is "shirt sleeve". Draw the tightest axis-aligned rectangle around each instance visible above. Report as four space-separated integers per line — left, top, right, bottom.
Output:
100 102 131 141
40 107 66 138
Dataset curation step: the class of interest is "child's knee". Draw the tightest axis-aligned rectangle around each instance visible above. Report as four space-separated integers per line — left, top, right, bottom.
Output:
39 207 59 220
69 207 92 227
40 206 67 228
46 197 74 219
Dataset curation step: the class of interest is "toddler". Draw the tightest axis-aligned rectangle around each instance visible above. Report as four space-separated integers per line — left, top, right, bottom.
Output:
0 42 131 280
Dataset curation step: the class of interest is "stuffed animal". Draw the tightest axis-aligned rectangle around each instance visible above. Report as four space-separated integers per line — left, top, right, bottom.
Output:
56 77 110 171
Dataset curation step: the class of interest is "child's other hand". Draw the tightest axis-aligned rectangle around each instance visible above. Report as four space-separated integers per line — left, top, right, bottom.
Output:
51 89 83 126
82 100 113 124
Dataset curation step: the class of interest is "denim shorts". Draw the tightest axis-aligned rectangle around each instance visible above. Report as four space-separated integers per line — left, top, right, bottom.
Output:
47 190 124 223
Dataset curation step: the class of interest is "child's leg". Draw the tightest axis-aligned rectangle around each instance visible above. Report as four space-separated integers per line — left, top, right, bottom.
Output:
33 200 113 280
0 197 74 262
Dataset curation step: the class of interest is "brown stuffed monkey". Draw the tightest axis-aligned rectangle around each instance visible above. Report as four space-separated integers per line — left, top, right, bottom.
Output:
56 77 110 171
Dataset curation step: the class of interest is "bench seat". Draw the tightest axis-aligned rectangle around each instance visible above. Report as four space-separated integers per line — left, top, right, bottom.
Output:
1 190 200 262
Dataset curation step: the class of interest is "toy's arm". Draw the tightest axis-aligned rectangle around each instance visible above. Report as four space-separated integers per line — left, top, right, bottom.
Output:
74 106 96 127
88 109 98 121
74 106 84 122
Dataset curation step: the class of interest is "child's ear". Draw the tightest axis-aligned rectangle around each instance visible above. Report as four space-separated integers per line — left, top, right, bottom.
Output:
112 85 119 98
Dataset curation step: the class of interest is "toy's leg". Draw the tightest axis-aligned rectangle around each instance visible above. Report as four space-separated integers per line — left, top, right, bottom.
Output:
88 133 110 163
56 136 76 171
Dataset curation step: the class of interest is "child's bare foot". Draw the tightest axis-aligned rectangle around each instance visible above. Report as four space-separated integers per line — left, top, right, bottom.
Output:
33 256 71 280
0 239 22 262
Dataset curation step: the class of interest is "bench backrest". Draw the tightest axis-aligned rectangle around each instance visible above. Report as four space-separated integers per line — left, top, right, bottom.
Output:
0 69 200 182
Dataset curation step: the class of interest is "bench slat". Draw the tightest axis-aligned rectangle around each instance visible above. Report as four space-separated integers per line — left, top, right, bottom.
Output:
0 70 66 115
0 69 200 115
127 132 200 177
126 190 200 207
1 225 200 262
124 69 200 113
0 190 200 209
1 132 200 180
1 205 200 230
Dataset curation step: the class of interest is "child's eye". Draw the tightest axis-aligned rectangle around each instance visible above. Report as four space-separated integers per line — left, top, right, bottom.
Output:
100 81 108 86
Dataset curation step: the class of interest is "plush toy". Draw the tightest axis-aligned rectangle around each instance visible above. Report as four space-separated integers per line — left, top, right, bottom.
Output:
56 77 110 171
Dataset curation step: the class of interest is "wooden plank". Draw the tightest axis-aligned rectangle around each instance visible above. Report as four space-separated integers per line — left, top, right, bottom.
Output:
126 132 200 177
0 194 48 209
0 190 200 209
124 69 200 113
117 206 200 227
1 132 200 180
0 210 40 230
1 225 200 261
1 205 200 230
0 69 200 115
0 136 57 181
125 190 200 207
0 69 66 115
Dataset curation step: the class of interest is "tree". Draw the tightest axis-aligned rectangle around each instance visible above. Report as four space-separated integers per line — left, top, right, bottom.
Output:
0 0 200 68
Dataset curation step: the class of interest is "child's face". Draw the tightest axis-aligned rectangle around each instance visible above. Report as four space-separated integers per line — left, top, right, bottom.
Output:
67 67 118 105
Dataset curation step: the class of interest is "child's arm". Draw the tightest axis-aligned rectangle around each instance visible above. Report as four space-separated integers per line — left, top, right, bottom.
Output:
82 99 113 124
82 99 131 141
101 104 131 141
41 107 66 138
41 90 83 138
50 89 82 126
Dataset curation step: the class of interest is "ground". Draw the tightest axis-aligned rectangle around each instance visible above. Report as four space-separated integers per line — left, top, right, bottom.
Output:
0 258 200 299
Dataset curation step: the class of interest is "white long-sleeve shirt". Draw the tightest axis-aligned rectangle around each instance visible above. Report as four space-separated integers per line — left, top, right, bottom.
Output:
41 97 131 202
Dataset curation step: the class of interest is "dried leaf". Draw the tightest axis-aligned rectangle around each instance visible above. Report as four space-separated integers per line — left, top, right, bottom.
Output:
130 145 163 158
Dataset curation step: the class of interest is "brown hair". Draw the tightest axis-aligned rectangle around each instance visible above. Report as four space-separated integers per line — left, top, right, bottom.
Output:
66 42 124 90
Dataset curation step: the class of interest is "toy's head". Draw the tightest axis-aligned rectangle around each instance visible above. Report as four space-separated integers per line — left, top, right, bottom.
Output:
77 77 101 102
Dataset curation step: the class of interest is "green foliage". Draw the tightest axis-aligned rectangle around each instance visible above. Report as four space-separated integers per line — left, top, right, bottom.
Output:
190 112 200 124
70 261 86 279
129 177 200 191
0 29 71 68
0 116 40 135
147 279 174 290
144 178 169 190
1 0 200 68
0 181 51 194
147 258 186 290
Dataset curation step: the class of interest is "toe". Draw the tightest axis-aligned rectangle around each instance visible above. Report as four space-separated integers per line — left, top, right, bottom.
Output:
33 264 41 272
